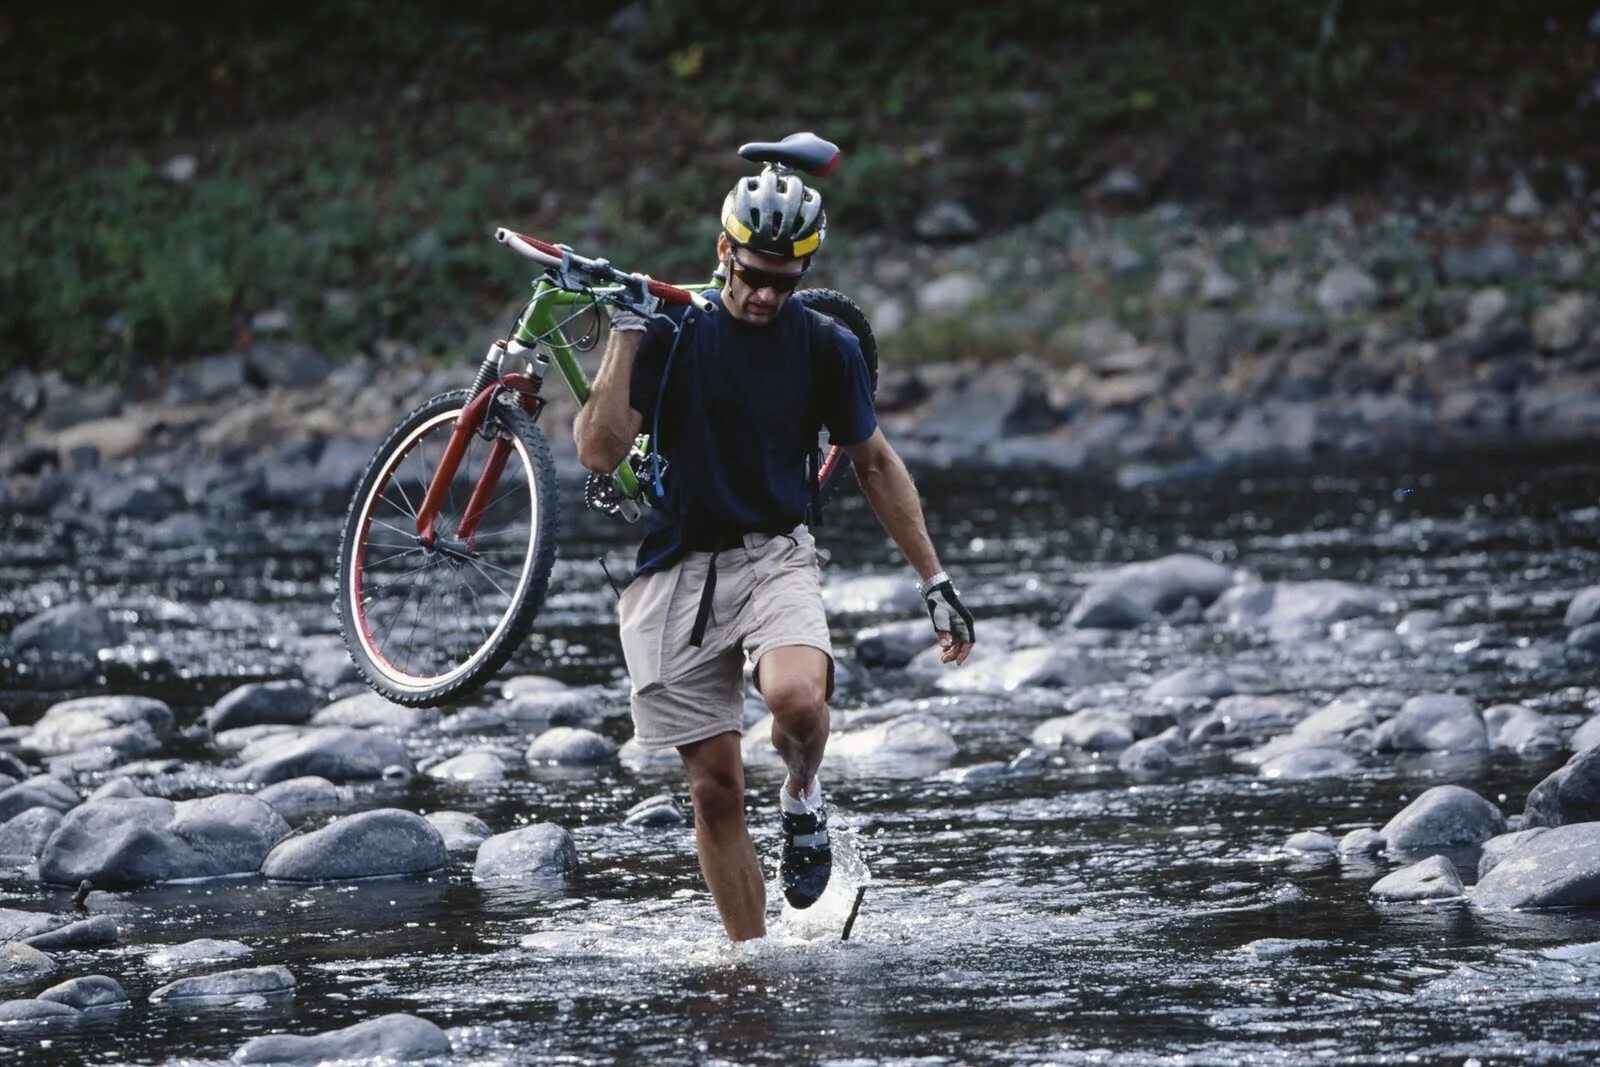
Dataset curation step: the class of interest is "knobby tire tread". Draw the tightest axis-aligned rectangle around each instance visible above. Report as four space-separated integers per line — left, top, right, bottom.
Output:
797 288 879 506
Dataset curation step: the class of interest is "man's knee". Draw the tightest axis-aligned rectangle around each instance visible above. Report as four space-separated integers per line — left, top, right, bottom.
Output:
686 763 746 824
762 675 826 723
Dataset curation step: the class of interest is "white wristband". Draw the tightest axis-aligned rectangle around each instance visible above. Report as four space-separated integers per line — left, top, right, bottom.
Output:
917 571 950 599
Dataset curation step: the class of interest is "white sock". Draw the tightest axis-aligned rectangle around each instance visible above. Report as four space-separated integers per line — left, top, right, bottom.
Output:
780 775 822 815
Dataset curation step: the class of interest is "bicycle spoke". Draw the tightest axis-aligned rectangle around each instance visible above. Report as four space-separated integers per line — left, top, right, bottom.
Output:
468 557 526 580
465 557 512 601
388 461 421 519
366 546 425 569
371 518 420 542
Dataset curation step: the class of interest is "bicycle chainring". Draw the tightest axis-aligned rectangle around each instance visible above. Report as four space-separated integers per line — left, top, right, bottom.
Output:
583 451 665 518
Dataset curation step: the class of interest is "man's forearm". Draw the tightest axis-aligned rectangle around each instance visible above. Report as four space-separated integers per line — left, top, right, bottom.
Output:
574 331 643 473
855 450 943 581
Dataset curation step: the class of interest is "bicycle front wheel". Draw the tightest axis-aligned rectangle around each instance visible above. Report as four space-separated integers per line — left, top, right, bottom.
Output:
336 388 559 705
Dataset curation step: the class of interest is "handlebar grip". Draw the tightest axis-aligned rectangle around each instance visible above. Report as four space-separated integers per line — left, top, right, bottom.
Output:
495 227 715 313
646 279 715 313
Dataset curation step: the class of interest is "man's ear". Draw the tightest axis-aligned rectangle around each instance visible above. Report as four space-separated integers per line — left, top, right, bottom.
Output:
716 233 731 259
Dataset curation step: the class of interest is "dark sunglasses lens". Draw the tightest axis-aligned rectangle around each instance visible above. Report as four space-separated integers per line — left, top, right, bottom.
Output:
735 264 803 293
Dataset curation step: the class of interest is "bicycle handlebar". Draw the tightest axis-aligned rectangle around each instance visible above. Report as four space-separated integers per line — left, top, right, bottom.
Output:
495 228 715 314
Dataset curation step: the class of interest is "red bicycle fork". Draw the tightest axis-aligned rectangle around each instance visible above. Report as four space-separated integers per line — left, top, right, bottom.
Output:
414 374 542 548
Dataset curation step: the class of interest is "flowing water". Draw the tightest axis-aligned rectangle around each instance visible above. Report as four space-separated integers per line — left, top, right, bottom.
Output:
2 449 1599 1065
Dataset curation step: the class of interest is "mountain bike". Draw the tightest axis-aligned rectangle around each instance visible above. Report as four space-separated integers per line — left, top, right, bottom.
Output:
335 133 878 706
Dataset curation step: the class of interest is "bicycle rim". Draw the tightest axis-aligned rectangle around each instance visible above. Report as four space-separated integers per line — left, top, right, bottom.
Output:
347 404 541 693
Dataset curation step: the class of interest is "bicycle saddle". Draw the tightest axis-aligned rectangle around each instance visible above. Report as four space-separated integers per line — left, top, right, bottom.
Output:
737 132 841 177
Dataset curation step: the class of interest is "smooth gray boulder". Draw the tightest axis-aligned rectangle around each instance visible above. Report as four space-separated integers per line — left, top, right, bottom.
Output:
623 795 686 829
1207 580 1385 638
206 681 318 734
1567 623 1600 653
38 794 290 887
424 811 492 852
9 604 124 657
473 823 579 881
1117 726 1186 776
501 679 609 726
1524 747 1600 828
310 693 432 734
618 737 681 772
37 975 126 1011
1068 554 1233 629
0 944 56 987
233 727 414 784
1483 704 1560 754
231 1012 451 1064
1566 586 1600 629
256 776 341 823
1371 855 1464 901
1144 665 1235 702
1571 714 1600 753
86 778 144 802
0 908 56 942
822 575 922 615
147 939 251 969
24 916 117 951
1478 828 1551 880
426 750 508 782
1387 694 1487 752
1286 831 1338 853
1339 828 1386 855
930 643 1109 694
213 724 302 754
525 727 617 766
1259 747 1360 780
1380 785 1505 851
260 809 446 881
1472 823 1600 908
853 620 932 668
1031 709 1134 751
1189 696 1307 749
0 806 63 859
150 965 295 1003
828 714 958 767
26 695 174 756
0 998 80 1022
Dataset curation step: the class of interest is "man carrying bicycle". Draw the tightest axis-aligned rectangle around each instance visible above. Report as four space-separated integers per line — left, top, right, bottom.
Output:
575 156 975 941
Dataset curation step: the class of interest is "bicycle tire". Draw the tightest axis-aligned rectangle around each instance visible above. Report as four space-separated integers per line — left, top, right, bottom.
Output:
796 288 879 506
336 388 559 706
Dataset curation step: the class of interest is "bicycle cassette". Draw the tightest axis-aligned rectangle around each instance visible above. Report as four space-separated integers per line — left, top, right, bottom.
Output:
584 451 666 519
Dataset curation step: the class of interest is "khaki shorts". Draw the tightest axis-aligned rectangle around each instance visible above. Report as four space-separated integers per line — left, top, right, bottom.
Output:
618 526 833 750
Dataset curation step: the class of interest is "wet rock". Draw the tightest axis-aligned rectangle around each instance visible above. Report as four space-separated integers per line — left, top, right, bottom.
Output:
1031 709 1134 751
1443 240 1524 284
1315 266 1378 317
1478 828 1551 880
0 908 55 942
822 575 922 615
502 683 608 727
27 695 174 756
1207 581 1385 638
829 714 958 766
150 965 296 1003
939 644 1109 694
260 809 446 881
473 823 579 881
1381 785 1505 851
1571 715 1600 753
853 620 932 669
1286 831 1337 853
1260 747 1360 779
297 639 362 692
1565 586 1600 629
526 727 617 766
1339 828 1386 855
618 737 680 772
206 681 319 734
232 1012 451 1064
85 778 143 803
1472 823 1600 908
310 693 432 734
1144 665 1234 702
1568 623 1600 654
0 777 78 821
426 749 509 782
256 776 341 823
1090 167 1146 205
93 474 184 519
24 916 117 951
39 794 290 887
37 975 126 1010
146 939 251 969
1387 694 1487 752
0 807 63 861
1371 855 1464 901
1292 697 1379 742
233 727 415 784
8 604 125 657
213 724 302 754
914 200 981 242
1524 747 1600 828
0 998 80 1022
623 794 686 829
424 811 491 852
1534 293 1595 352
1116 726 1184 776
1190 696 1308 749
1068 554 1233 629
1483 703 1561 754
936 761 1009 784
0 944 56 987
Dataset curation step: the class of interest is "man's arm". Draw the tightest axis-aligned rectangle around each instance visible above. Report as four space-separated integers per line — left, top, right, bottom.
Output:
842 428 974 664
573 329 644 473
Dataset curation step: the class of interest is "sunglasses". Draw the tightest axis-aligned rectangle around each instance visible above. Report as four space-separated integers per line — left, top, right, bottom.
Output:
727 254 808 294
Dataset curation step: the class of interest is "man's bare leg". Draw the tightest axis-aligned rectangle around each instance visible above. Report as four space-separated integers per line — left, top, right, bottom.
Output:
758 645 832 797
677 731 765 940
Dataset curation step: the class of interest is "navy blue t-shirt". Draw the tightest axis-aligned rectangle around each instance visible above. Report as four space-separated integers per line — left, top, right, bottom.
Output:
627 291 877 576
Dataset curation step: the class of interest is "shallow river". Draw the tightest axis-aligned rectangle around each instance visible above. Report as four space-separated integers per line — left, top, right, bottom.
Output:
2 449 1599 1065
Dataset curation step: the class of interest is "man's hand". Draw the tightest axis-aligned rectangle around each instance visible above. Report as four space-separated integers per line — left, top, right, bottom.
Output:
918 572 975 665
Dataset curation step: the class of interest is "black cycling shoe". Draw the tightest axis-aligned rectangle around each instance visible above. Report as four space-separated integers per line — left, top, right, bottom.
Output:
779 806 832 909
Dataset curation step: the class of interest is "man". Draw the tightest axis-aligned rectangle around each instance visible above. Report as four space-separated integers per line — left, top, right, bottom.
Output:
574 165 975 941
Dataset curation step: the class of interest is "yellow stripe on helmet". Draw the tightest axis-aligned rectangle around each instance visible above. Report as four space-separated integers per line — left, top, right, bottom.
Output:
791 231 821 257
723 213 753 244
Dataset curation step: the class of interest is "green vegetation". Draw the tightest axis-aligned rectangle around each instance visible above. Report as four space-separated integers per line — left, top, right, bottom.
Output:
2 1 1594 377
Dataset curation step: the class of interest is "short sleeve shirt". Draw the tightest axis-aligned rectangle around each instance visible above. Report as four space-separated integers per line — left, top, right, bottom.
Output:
628 291 877 576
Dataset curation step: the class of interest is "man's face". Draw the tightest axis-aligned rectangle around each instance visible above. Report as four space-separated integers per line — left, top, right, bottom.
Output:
718 236 807 325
